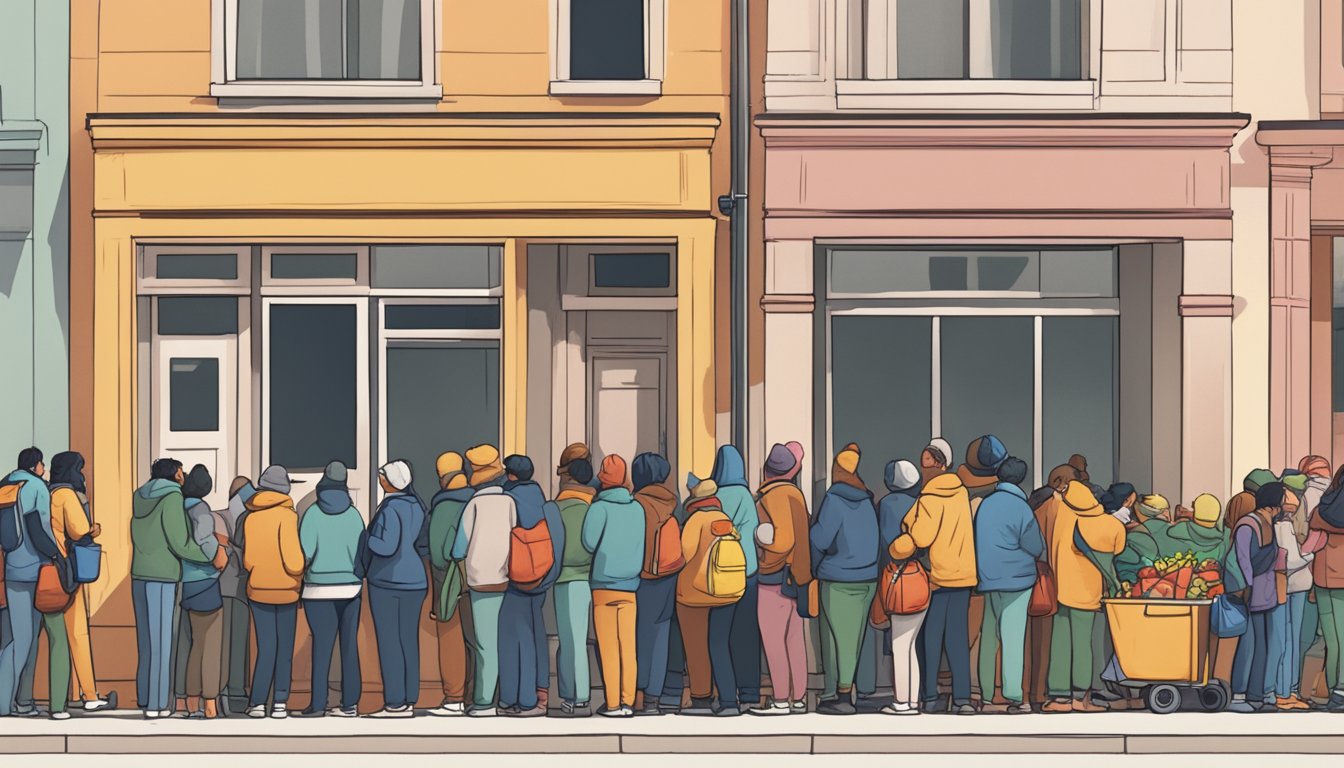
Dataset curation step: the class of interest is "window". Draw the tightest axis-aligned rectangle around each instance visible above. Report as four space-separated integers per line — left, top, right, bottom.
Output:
551 0 664 95
213 0 439 99
139 246 250 294
157 253 238 281
169 358 220 432
591 252 673 292
270 253 359 281
828 247 1116 298
157 297 240 336
269 304 358 469
383 304 501 331
371 245 502 291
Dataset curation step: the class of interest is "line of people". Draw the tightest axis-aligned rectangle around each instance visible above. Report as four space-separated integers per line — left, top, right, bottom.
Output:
8 436 1344 718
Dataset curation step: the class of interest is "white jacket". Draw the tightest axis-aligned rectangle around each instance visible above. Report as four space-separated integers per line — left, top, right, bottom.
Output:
452 486 517 589
1276 519 1315 594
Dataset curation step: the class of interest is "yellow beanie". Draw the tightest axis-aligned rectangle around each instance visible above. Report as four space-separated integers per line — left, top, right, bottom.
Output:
1193 493 1221 527
436 451 464 479
1138 494 1170 518
465 444 504 485
836 449 860 475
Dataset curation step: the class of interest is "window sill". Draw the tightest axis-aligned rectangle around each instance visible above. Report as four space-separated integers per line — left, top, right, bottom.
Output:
549 79 662 97
835 79 1097 110
209 82 443 101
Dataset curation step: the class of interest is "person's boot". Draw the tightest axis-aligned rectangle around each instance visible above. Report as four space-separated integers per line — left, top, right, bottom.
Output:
816 697 856 715
854 694 889 714
681 697 715 716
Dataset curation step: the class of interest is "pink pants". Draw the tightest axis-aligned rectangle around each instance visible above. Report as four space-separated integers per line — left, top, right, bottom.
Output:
758 582 808 701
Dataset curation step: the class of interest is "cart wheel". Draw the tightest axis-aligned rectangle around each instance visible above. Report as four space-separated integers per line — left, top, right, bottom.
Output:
1197 683 1228 712
1144 684 1182 715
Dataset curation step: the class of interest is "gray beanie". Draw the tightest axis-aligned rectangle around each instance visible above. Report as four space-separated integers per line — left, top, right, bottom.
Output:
885 460 920 492
257 465 294 495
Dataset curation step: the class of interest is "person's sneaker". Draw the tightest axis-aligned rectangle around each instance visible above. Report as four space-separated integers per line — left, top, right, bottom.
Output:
270 704 289 719
855 696 889 714
144 709 162 720
467 706 497 718
50 711 71 721
881 703 918 716
427 701 466 717
246 705 267 719
14 707 41 718
328 707 358 718
368 706 414 719
293 708 325 718
511 704 547 718
815 698 857 715
553 700 590 718
496 706 520 716
790 700 807 714
83 697 113 713
1041 698 1074 714
955 703 978 715
1071 697 1105 713
185 711 205 720
681 697 715 716
597 705 628 717
1326 693 1344 712
1006 702 1032 715
635 700 662 716
1226 698 1257 714
748 700 791 716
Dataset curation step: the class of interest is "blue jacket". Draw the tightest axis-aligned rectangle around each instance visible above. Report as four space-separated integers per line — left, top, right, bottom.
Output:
878 488 919 568
365 492 428 591
711 446 759 576
3 469 54 582
972 482 1045 593
299 488 365 587
506 480 565 595
810 482 879 583
581 487 646 592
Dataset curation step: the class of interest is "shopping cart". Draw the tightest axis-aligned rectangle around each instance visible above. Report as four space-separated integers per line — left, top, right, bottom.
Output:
1102 597 1228 714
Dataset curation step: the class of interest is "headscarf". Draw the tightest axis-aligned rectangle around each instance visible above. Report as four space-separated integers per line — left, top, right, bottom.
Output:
49 451 86 494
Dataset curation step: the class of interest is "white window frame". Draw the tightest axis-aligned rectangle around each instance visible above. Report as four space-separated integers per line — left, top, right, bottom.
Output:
550 0 665 96
262 245 369 293
835 0 1100 110
210 0 441 100
138 245 251 296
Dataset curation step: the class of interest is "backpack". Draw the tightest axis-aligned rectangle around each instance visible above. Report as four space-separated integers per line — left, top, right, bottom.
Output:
705 526 747 599
650 514 685 576
509 511 556 590
0 481 25 554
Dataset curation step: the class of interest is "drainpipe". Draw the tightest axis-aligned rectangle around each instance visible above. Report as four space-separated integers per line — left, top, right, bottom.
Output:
719 0 750 451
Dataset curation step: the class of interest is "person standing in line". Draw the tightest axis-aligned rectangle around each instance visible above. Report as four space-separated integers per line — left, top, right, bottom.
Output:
954 435 1008 709
676 474 742 716
1024 465 1080 706
1297 455 1331 700
498 455 563 718
127 458 216 719
1227 470 1277 532
582 455 645 717
553 456 596 718
810 443 879 715
632 452 683 716
1308 466 1344 709
709 445 762 711
1270 480 1311 711
1227 482 1287 713
47 451 114 713
426 452 474 718
972 457 1043 715
452 445 517 717
753 443 812 716
220 477 255 716
365 460 429 718
297 461 364 718
242 465 304 719
1040 481 1125 713
920 438 954 486
177 466 225 718
877 459 923 715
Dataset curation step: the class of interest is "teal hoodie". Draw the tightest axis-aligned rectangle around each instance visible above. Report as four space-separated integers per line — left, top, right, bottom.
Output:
299 489 365 587
581 487 646 592
131 478 210 583
428 486 473 572
711 446 759 576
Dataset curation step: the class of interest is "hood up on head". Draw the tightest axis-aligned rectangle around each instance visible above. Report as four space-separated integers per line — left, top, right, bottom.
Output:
711 445 748 488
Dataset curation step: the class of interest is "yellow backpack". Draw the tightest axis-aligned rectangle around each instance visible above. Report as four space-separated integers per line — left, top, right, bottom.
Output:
706 526 747 600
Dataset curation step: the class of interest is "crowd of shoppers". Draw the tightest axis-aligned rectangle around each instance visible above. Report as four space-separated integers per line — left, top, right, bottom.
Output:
2 437 1343 718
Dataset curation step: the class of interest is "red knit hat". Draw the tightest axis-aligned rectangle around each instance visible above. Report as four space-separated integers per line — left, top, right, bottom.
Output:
598 454 628 489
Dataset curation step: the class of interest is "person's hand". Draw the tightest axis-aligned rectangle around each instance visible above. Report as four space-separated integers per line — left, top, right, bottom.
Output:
212 547 228 570
90 523 102 539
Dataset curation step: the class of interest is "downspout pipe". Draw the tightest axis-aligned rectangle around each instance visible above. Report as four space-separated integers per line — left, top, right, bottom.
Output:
719 0 750 452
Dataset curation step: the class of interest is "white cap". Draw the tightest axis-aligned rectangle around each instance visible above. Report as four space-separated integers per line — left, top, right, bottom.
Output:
380 460 412 491
927 438 954 467
889 460 921 491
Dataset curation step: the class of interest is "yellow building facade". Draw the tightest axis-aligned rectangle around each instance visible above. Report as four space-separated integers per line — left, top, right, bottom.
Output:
71 0 730 702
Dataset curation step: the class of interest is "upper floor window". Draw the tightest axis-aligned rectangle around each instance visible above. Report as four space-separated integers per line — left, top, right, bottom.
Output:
551 0 664 95
212 0 439 99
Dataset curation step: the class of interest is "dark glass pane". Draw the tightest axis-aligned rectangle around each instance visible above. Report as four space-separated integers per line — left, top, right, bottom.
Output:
570 0 645 80
156 253 237 281
1041 249 1117 297
169 358 219 432
157 297 239 336
978 255 1035 291
236 0 419 80
1043 316 1116 487
897 0 967 78
269 305 356 470
941 316 1034 484
384 304 501 330
270 253 359 281
386 345 500 503
593 252 671 289
349 0 421 80
989 0 1083 80
831 315 933 497
928 256 970 291
372 245 501 289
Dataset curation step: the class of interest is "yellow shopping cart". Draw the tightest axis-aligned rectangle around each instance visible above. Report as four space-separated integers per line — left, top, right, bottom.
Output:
1102 598 1228 714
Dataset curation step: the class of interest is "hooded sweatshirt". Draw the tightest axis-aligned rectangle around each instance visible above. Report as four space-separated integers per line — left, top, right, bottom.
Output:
633 453 682 580
1047 482 1126 611
582 486 646 592
181 497 223 584
131 478 211 583
711 446 759 576
756 478 812 586
556 483 596 583
878 482 919 571
242 490 305 604
973 482 1045 593
365 491 428 591
889 473 977 589
1114 520 1162 584
299 486 365 596
1162 520 1229 563
428 485 473 573
810 479 879 583
4 469 57 583
506 479 565 594
452 481 518 591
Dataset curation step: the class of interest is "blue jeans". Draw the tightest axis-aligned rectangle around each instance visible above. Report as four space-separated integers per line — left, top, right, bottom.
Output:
0 582 38 716
369 586 424 709
919 586 972 706
709 602 738 710
1233 609 1271 701
132 580 177 712
498 589 547 710
635 574 677 700
250 602 298 707
553 581 591 705
729 575 761 704
304 595 362 712
856 620 885 699
1286 591 1308 695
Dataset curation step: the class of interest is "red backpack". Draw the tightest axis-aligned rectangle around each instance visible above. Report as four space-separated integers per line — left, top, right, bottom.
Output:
509 513 555 590
650 515 685 576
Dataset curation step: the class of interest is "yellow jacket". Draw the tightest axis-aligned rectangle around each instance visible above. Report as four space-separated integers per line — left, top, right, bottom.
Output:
890 473 977 589
677 498 740 608
1047 481 1126 611
242 491 305 605
50 486 92 558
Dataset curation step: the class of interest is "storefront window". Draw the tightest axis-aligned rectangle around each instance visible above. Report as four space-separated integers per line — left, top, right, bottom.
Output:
384 304 500 330
157 297 239 336
156 253 238 281
829 247 1115 297
1042 316 1116 486
169 358 219 432
941 316 1035 482
371 245 501 290
270 252 359 281
269 304 357 470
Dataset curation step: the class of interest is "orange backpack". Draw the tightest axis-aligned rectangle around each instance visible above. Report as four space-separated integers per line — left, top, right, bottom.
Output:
509 515 555 590
650 515 685 576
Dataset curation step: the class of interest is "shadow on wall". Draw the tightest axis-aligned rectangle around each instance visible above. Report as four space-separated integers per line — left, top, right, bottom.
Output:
49 168 69 348
0 237 26 297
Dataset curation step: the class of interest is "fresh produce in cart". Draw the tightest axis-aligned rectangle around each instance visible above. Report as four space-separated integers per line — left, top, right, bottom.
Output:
1118 551 1223 599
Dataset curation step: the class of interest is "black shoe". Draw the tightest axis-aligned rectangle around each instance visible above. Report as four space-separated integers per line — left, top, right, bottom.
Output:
681 697 716 716
1327 694 1344 712
293 708 325 718
634 700 662 716
714 704 741 717
816 698 857 715
855 696 889 714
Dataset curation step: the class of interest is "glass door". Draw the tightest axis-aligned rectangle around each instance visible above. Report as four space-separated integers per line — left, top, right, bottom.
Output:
152 336 237 511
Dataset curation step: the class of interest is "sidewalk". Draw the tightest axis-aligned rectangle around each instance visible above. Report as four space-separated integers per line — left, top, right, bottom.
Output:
4 710 1342 755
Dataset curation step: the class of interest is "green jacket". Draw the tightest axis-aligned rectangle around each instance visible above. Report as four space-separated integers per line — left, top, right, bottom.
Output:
428 487 473 572
1160 520 1230 564
1114 523 1161 583
131 479 211 583
556 488 595 583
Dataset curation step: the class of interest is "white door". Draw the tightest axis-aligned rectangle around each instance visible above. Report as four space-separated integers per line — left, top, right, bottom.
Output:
262 298 370 512
152 337 236 510
589 355 665 466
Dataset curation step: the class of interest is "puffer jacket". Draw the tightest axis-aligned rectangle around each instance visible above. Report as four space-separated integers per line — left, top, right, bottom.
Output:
1047 481 1126 611
890 473 977 589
